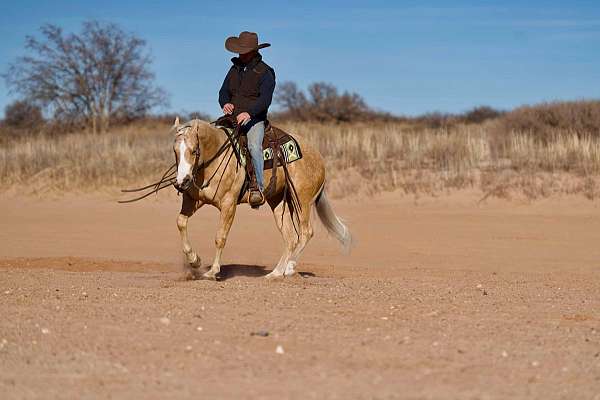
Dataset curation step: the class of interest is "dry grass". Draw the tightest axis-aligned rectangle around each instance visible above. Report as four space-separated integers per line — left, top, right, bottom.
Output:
0 123 173 193
495 100 600 141
2 119 600 200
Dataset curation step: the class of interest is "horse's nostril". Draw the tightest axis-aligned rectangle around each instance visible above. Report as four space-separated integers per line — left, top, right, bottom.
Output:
177 176 192 191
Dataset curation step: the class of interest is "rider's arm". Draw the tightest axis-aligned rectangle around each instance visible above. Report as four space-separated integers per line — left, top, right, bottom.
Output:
248 69 275 119
218 69 233 108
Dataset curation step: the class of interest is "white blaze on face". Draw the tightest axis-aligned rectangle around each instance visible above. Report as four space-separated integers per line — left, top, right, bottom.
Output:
176 139 192 185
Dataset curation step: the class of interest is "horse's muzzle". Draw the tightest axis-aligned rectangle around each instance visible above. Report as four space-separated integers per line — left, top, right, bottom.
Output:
174 175 192 192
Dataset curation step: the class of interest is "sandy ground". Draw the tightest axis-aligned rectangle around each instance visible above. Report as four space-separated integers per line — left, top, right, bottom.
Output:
1 191 600 399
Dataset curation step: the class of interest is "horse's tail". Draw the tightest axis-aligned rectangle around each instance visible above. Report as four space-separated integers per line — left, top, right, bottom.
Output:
315 186 352 254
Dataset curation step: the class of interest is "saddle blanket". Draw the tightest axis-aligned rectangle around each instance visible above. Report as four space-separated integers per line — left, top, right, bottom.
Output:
218 126 303 170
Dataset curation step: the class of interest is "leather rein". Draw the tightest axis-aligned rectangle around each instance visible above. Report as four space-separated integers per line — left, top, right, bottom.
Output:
174 123 243 192
119 123 242 203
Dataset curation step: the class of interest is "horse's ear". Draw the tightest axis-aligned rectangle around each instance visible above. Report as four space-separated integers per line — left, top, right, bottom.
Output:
173 116 180 127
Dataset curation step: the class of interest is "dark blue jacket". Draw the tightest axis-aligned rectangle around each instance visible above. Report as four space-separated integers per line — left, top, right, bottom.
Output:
218 53 276 121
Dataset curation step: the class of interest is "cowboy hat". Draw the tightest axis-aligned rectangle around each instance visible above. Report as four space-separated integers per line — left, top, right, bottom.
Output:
225 31 271 54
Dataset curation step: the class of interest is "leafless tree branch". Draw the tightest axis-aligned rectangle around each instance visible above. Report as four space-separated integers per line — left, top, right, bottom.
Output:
3 20 168 133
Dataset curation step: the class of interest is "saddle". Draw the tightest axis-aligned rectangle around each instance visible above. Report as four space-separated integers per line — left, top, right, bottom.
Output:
213 115 303 202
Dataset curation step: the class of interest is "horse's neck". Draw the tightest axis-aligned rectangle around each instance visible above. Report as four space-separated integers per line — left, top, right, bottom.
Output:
193 123 242 201
199 124 227 161
197 123 239 181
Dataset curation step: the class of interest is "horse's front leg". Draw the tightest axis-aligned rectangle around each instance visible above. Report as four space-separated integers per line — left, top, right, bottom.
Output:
203 197 237 280
177 193 203 277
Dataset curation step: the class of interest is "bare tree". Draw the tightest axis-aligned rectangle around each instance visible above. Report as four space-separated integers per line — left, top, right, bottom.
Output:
307 82 371 122
275 82 308 120
3 21 167 133
275 81 373 122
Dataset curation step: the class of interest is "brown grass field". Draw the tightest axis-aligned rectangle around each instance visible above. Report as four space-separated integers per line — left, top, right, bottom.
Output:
2 116 600 399
2 117 600 200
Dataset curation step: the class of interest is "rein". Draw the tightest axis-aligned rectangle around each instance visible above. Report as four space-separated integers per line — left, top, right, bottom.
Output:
119 123 242 203
180 124 242 192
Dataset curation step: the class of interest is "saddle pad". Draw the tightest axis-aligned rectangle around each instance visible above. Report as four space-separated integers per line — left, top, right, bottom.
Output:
217 126 303 170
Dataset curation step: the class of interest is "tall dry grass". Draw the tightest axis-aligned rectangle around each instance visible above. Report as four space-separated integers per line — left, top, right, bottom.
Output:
0 123 173 193
2 119 600 199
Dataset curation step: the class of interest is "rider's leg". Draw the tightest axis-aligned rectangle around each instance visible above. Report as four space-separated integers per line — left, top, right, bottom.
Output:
246 121 265 191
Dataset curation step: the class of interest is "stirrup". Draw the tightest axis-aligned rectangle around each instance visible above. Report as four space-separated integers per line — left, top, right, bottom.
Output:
249 190 265 209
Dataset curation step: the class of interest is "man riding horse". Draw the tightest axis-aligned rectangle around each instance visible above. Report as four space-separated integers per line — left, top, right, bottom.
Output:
219 31 275 208
120 31 351 279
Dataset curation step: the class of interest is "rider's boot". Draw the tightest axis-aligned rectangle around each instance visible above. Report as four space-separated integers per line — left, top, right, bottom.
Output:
249 189 265 208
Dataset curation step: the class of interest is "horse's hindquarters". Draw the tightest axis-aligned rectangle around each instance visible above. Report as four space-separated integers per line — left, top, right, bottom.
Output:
263 134 326 207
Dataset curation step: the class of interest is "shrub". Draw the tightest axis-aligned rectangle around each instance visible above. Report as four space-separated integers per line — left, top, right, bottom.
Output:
498 100 600 141
3 100 44 130
462 106 504 124
407 107 503 130
490 100 600 159
413 112 457 129
274 81 391 123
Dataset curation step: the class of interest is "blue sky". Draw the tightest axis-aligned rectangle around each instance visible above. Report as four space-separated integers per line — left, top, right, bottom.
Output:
1 0 599 117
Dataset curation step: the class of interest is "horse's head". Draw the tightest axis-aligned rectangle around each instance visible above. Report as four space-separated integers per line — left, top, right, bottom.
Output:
172 117 201 192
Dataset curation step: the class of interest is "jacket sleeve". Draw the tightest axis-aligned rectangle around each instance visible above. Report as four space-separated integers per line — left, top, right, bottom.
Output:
218 69 232 108
248 68 276 118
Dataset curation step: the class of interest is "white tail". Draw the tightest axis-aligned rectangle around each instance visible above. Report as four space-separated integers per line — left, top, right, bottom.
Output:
315 188 352 253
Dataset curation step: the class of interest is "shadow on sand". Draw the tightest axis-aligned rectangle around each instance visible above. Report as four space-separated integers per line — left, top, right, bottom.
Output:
219 264 270 279
216 264 317 281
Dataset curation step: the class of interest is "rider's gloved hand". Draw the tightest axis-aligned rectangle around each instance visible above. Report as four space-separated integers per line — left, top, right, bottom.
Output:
223 103 234 114
236 112 251 125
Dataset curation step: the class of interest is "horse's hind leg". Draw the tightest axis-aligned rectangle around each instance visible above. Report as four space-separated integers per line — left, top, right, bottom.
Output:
266 201 299 279
178 194 203 278
283 204 314 277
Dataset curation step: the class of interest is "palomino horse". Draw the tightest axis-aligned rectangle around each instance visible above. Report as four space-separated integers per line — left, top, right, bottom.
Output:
172 118 351 280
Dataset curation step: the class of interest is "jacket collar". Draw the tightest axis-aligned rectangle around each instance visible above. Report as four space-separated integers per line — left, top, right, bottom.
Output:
231 53 262 70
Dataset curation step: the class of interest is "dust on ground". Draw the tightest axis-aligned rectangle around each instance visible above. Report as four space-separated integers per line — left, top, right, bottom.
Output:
1 191 599 399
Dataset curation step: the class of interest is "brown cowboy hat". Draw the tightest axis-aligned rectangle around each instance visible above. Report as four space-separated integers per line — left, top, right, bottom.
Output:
225 31 271 54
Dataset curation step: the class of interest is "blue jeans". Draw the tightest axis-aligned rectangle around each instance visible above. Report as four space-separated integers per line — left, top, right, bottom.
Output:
244 120 265 191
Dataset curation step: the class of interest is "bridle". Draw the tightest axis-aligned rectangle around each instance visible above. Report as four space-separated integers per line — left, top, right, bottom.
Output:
119 122 242 203
174 123 242 193
173 127 201 191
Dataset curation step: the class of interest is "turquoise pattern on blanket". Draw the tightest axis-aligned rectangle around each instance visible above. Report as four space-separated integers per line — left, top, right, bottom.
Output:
220 127 302 167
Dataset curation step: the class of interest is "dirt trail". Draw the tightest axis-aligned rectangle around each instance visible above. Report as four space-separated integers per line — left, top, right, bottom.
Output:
1 191 600 399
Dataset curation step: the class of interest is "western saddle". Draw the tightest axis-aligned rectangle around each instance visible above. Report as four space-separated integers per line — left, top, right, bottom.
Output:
213 115 302 208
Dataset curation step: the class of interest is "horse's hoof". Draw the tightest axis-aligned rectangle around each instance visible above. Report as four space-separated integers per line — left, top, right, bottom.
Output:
188 254 202 269
184 269 202 281
284 261 297 277
265 271 284 280
202 271 218 281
